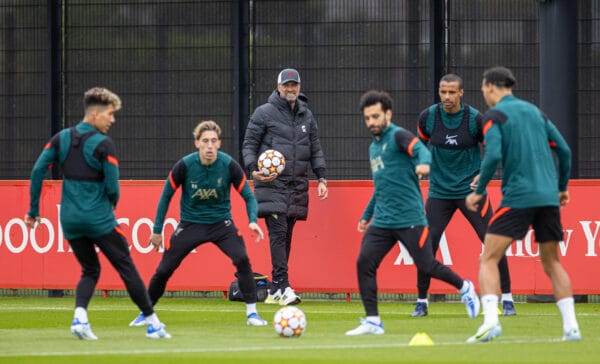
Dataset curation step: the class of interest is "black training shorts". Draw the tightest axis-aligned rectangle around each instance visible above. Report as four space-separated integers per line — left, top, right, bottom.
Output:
487 206 564 242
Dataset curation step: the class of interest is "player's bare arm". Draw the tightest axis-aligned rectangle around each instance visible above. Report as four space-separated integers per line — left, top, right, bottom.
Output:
415 164 430 179
470 174 480 190
357 219 370 233
465 192 483 212
559 191 570 206
149 233 163 252
24 214 40 229
248 222 264 242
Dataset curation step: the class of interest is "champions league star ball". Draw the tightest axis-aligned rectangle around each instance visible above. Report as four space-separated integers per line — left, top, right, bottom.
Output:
257 149 286 177
273 306 306 338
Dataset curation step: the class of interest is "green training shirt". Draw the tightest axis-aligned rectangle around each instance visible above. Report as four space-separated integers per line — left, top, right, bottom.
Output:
476 94 571 208
153 150 258 233
29 121 120 240
417 103 484 199
362 123 431 229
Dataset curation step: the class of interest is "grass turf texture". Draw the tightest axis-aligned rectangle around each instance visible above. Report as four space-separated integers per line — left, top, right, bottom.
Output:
0 297 598 363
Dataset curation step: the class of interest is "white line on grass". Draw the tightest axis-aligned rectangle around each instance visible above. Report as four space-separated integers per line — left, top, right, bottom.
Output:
2 336 596 358
2 305 600 318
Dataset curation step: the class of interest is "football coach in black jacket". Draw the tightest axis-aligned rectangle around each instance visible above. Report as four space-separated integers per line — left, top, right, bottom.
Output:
242 68 328 306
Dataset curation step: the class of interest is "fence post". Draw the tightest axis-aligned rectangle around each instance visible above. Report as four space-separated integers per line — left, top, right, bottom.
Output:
47 0 65 299
539 0 578 177
231 0 250 162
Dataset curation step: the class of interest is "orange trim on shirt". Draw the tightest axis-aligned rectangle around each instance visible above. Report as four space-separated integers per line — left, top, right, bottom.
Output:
168 172 177 190
483 120 493 136
489 207 511 226
107 155 119 167
417 126 429 141
418 226 429 248
236 174 247 193
407 137 418 157
480 194 490 218
43 142 52 150
115 225 126 238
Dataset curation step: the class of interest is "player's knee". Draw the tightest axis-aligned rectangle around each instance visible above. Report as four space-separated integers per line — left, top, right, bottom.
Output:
540 258 560 277
268 234 287 248
233 255 251 272
154 265 176 280
82 266 101 281
356 254 375 274
418 263 434 276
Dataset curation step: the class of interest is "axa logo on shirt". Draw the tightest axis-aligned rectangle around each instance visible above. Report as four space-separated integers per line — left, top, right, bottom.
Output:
192 188 218 200
370 156 384 173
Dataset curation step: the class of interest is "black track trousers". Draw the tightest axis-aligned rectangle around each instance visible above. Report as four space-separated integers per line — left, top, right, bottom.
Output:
148 220 257 304
69 228 155 316
357 225 464 316
417 196 511 299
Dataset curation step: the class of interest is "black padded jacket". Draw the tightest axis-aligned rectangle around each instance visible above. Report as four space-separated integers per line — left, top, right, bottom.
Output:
242 90 326 220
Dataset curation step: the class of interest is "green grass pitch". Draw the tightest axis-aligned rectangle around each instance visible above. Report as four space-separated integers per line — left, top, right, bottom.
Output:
0 296 598 363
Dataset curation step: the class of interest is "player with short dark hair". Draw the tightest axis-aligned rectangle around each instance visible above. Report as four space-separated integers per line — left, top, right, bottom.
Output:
128 120 269 327
465 66 580 343
26 87 170 340
412 73 516 317
345 90 480 336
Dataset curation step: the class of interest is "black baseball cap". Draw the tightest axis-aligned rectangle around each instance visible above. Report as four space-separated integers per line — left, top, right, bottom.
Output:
277 68 301 84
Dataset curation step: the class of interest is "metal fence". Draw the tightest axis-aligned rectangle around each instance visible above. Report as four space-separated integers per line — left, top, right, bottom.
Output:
1 0 598 180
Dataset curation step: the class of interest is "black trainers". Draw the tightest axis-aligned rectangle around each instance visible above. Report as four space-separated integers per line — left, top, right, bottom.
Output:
502 300 516 316
411 302 428 317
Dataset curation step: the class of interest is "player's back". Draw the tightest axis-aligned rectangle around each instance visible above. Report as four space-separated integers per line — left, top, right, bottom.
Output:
489 95 559 208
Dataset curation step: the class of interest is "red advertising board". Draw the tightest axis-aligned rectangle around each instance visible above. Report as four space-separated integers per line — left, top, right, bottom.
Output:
1 180 599 294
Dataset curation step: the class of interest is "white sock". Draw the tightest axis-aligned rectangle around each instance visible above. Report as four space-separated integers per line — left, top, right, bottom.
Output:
366 316 381 325
145 313 160 327
416 298 428 306
556 297 579 332
246 303 257 316
501 293 514 302
74 307 88 323
481 294 499 326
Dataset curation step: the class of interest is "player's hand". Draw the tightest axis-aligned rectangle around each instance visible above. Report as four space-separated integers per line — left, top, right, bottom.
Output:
470 174 480 190
149 233 163 252
249 222 264 242
465 192 483 212
559 191 570 206
415 164 430 179
317 181 328 200
24 214 40 229
357 219 370 233
252 170 277 183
